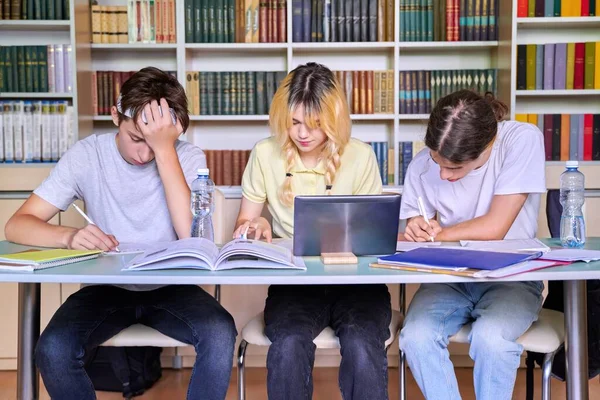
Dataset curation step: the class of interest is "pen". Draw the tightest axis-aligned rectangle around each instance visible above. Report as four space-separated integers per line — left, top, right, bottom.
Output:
71 204 120 252
417 196 435 243
241 224 250 240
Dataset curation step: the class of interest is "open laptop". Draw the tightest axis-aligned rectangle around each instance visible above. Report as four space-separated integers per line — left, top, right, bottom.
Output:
293 194 401 256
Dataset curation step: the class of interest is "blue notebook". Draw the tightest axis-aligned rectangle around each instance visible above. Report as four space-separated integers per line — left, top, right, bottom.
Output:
378 248 543 271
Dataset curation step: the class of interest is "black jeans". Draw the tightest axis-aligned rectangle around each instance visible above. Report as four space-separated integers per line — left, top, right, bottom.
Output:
35 285 237 400
264 284 392 400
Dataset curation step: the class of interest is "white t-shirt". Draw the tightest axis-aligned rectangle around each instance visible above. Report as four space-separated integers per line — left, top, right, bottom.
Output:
400 120 546 240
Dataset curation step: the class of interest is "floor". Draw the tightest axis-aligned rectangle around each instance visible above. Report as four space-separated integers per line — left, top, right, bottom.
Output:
0 367 599 399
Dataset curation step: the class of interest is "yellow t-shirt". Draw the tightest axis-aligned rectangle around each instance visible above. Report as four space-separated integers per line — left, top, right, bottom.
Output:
241 137 383 238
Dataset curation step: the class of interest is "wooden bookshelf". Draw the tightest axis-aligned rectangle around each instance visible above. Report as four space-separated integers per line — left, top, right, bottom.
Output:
517 16 600 29
0 20 70 30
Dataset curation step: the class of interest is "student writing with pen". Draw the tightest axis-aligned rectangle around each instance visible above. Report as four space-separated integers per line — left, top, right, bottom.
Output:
4 67 236 400
399 90 546 400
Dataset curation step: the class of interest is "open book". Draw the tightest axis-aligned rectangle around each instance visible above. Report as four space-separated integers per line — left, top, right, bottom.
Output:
123 238 306 271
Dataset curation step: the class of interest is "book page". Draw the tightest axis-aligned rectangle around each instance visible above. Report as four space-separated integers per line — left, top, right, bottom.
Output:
541 249 600 262
104 242 172 256
215 239 305 270
123 238 219 270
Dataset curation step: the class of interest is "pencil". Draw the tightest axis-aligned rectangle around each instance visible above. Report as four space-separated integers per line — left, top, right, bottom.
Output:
417 196 435 242
71 204 120 252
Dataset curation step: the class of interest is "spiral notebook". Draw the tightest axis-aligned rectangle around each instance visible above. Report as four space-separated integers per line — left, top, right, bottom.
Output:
0 249 102 272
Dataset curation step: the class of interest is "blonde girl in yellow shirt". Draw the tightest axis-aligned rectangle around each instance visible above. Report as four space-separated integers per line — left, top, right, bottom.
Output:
233 63 392 400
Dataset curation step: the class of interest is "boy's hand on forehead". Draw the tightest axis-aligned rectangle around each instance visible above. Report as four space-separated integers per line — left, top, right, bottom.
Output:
136 98 183 153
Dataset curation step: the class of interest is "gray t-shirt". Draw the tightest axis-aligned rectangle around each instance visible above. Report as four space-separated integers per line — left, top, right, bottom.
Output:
34 132 206 290
400 120 546 239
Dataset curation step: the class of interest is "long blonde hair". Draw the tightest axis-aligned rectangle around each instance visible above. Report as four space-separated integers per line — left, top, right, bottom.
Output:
269 63 352 207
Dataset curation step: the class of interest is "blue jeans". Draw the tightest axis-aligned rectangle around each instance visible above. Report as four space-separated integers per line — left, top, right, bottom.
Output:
400 281 544 400
264 284 392 400
35 285 237 400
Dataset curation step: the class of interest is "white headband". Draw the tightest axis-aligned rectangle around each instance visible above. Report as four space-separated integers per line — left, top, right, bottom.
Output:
116 94 177 126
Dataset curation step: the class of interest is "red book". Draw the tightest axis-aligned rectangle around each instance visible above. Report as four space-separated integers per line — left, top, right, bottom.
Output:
453 0 459 41
584 114 594 160
581 0 590 16
574 43 585 90
259 1 268 43
517 0 528 17
446 0 453 41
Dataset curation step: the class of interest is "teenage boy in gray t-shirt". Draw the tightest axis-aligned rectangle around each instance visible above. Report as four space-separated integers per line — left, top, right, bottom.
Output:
4 67 236 400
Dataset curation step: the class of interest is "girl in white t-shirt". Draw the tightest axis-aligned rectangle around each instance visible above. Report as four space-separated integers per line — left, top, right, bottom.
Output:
399 90 546 400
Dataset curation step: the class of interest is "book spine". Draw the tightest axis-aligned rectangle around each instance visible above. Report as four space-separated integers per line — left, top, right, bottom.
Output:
573 42 585 89
554 43 567 90
543 43 554 90
584 41 596 90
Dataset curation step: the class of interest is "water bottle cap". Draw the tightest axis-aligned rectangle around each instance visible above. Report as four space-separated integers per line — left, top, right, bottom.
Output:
197 168 210 176
566 161 579 169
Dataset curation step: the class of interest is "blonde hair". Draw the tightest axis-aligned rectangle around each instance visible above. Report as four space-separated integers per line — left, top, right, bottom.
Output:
269 63 352 207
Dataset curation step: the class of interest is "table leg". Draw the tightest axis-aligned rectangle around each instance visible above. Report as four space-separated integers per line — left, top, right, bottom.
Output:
17 283 40 400
564 280 589 400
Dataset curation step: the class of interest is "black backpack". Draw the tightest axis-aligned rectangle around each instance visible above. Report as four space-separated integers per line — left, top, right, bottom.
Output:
85 346 163 399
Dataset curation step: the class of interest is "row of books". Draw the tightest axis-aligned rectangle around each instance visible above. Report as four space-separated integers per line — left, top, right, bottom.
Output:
516 42 600 91
185 71 287 115
91 1 177 44
92 70 177 116
399 69 497 114
205 149 252 186
516 113 600 161
399 0 498 42
0 45 72 93
184 0 286 43
0 100 75 163
334 70 394 114
367 141 427 185
0 0 69 20
517 0 599 17
292 0 394 43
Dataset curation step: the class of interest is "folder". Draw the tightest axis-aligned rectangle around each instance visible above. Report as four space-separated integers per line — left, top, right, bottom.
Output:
0 249 102 272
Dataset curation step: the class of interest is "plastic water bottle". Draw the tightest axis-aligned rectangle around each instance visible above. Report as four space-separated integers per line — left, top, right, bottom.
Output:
559 161 586 248
190 168 215 241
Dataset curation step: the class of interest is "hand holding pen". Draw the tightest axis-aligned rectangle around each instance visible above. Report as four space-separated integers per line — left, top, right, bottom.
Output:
69 204 120 252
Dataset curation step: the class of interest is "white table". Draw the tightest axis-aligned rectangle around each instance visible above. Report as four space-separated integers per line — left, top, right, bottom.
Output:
1 238 598 400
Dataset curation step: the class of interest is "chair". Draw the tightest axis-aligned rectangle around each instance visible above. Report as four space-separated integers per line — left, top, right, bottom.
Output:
237 309 404 400
100 188 227 367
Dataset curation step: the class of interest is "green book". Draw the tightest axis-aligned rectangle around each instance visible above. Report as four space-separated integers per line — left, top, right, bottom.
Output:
246 71 255 115
206 72 215 115
554 0 561 16
55 0 63 20
202 0 210 43
34 0 42 19
27 0 35 19
25 46 34 93
215 71 223 114
228 0 235 42
230 72 238 115
240 71 247 115
255 71 266 115
185 0 194 43
38 46 48 92
584 42 596 90
439 0 446 41
215 0 224 43
0 48 5 93
47 0 56 20
237 71 244 114
528 0 535 17
5 47 14 93
194 0 203 43
200 72 209 115
208 0 217 43
17 47 26 93
222 72 231 115
265 72 275 113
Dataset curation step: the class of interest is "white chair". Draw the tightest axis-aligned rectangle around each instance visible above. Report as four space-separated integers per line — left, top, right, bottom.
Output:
398 308 565 400
237 310 404 400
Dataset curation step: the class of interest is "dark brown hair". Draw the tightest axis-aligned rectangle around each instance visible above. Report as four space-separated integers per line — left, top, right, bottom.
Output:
117 66 190 132
425 90 509 164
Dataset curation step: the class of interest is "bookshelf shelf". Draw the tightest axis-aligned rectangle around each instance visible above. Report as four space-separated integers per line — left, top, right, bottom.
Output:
186 43 288 51
351 114 395 120
91 43 177 50
399 114 430 120
398 41 498 49
0 20 70 30
517 17 600 29
292 42 395 50
546 161 600 166
190 115 269 121
0 93 73 99
516 90 600 96
93 116 113 121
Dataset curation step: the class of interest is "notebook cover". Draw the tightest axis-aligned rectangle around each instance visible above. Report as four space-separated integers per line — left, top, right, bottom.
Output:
378 248 542 271
0 249 101 264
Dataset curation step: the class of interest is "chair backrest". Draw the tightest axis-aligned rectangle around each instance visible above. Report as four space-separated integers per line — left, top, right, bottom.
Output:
546 189 561 238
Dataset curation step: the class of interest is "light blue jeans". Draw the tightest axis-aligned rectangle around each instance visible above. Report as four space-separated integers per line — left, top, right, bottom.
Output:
400 281 544 400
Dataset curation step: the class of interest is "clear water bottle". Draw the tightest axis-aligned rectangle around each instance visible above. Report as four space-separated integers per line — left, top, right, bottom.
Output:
190 168 215 241
560 160 586 248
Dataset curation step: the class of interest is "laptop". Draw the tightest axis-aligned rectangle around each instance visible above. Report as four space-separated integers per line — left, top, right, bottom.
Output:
293 194 401 256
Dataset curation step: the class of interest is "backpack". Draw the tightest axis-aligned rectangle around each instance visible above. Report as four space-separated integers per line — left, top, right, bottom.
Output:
85 346 163 399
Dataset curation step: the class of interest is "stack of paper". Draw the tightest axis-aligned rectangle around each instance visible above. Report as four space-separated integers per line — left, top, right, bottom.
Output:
541 249 600 263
